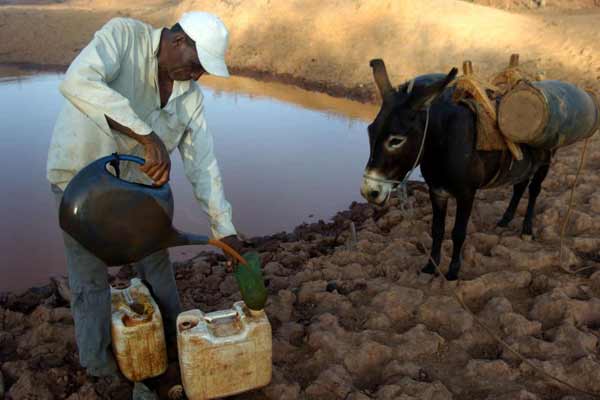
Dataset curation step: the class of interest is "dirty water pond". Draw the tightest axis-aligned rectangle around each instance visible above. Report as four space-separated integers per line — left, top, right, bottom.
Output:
0 72 420 292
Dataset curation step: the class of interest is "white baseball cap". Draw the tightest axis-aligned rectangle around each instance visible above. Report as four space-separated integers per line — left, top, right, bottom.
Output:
178 11 230 78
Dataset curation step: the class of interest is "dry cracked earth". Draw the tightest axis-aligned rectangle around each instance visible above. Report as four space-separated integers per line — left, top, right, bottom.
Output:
1 136 600 399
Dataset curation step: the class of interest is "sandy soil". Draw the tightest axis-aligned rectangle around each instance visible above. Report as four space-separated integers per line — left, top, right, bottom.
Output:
1 0 600 100
2 1 600 399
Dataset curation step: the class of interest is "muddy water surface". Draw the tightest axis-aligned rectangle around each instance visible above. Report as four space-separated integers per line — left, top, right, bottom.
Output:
0 72 389 292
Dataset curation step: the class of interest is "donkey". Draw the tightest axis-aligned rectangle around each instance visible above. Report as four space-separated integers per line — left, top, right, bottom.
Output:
360 59 553 280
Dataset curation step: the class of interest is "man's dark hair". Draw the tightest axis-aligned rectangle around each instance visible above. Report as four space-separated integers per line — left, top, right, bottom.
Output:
170 23 195 46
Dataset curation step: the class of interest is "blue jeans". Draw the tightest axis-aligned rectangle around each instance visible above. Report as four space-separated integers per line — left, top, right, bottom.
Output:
52 184 182 377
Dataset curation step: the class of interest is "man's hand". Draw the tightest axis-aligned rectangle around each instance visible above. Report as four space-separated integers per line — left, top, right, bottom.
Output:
138 132 171 186
105 116 171 186
220 235 245 272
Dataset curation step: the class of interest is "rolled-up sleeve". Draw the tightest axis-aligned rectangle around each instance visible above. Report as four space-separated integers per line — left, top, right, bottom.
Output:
179 104 237 239
59 18 153 136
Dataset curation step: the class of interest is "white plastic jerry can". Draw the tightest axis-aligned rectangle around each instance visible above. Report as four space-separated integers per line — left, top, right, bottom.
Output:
177 301 272 400
110 278 168 382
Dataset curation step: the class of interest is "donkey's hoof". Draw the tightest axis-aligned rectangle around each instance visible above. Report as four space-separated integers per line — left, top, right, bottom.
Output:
496 217 510 228
420 263 438 276
444 272 459 281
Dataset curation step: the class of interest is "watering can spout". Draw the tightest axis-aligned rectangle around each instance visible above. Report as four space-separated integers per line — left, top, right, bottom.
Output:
171 231 210 247
169 232 248 265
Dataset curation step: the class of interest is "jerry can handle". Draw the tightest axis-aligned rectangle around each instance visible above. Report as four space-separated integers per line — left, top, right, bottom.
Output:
204 309 239 323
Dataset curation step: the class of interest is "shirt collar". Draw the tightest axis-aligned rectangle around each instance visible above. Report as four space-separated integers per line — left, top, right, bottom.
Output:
151 27 163 56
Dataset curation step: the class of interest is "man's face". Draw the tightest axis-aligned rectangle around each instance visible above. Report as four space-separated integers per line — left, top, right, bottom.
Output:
168 36 206 81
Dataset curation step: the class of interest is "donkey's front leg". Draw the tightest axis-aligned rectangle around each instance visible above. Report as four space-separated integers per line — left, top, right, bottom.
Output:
446 191 475 281
421 190 449 275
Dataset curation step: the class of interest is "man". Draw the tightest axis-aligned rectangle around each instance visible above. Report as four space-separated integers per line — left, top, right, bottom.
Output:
46 11 243 381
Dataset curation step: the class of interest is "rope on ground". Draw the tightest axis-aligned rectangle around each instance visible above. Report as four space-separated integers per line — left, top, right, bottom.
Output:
423 251 600 398
558 137 596 275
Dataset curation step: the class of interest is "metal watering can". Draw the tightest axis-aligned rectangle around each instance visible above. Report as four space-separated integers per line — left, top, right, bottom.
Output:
59 153 244 266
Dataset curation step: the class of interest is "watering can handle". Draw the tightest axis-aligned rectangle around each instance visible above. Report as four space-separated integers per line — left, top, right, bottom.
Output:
107 153 145 179
110 153 145 165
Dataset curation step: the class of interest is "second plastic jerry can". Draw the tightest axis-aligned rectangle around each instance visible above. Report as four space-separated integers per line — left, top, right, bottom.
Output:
110 278 168 382
177 302 272 399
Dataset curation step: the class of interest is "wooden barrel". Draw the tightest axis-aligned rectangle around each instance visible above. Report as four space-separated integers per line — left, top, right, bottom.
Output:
498 80 599 149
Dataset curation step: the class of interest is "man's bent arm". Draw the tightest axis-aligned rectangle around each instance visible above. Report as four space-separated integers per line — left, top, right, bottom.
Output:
178 105 236 239
60 18 153 138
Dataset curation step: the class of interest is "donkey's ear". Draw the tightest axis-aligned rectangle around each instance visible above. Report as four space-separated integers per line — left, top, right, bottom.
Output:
408 67 458 110
370 59 393 99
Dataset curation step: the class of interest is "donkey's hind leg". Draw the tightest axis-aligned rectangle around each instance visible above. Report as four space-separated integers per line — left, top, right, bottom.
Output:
497 180 530 228
521 164 550 239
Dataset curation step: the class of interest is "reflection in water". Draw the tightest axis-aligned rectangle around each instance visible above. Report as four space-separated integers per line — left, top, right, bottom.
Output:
0 73 412 292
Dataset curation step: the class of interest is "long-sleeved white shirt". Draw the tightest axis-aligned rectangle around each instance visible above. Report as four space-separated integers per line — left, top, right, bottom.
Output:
47 17 236 239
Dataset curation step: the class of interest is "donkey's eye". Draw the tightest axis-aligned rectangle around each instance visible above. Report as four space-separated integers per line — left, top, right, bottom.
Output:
387 136 406 150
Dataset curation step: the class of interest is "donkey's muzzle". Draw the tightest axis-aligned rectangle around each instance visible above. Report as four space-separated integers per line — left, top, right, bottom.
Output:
361 171 394 205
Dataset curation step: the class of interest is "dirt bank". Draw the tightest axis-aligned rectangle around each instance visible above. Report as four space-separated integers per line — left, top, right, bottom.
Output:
471 0 600 10
174 0 600 99
1 1 600 101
